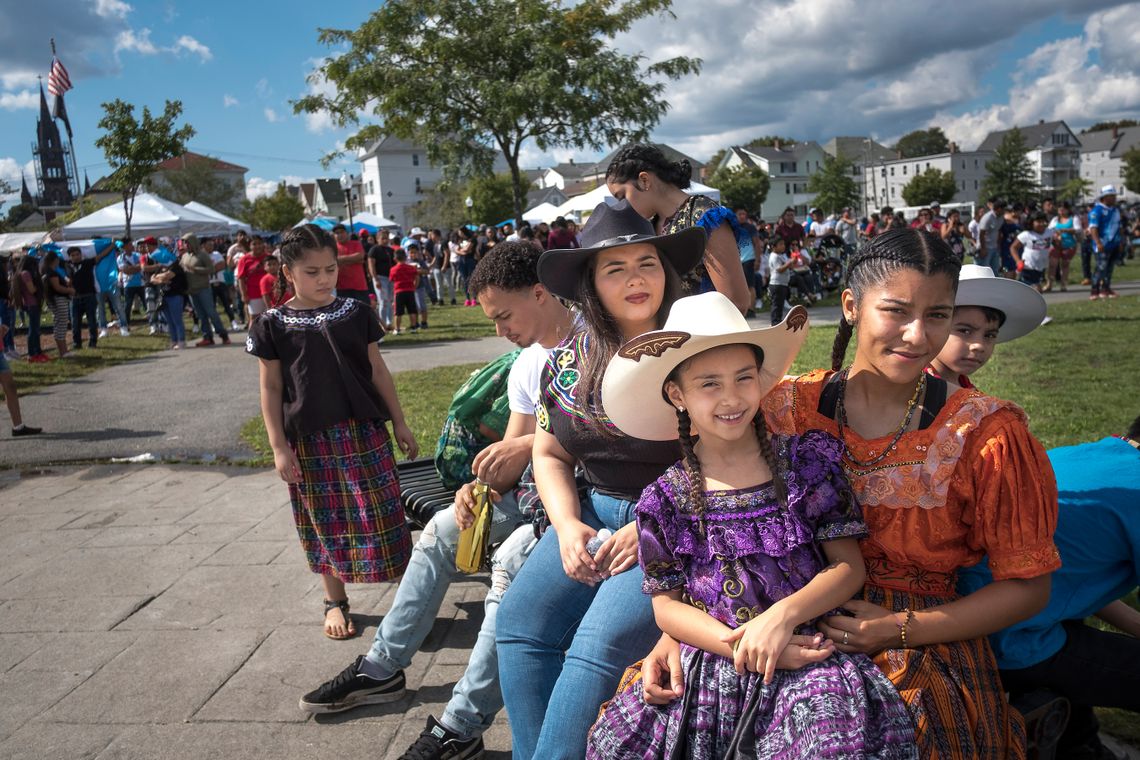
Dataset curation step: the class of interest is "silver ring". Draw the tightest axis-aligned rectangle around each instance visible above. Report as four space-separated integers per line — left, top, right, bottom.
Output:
842 631 850 646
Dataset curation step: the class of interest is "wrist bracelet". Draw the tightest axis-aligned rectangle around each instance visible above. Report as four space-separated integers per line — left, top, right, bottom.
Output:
897 608 914 649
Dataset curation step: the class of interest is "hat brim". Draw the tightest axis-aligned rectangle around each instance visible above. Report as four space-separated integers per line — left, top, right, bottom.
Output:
601 306 810 441
955 277 1046 343
537 226 707 302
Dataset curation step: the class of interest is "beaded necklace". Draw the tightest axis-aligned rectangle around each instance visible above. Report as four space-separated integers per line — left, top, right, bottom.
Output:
835 368 927 468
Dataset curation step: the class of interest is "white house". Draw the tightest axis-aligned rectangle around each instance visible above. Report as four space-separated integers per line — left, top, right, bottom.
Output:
1079 125 1140 203
862 146 994 211
823 137 894 216
358 136 507 229
977 120 1082 199
718 141 828 219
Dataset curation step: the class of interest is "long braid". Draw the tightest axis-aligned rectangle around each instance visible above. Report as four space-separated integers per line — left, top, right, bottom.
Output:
752 411 786 508
676 408 706 517
831 227 962 371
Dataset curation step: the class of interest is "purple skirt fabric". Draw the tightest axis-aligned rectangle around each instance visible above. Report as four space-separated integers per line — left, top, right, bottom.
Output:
586 641 917 759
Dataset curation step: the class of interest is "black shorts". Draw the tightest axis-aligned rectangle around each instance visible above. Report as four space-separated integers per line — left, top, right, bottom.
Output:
1019 268 1044 286
394 291 418 316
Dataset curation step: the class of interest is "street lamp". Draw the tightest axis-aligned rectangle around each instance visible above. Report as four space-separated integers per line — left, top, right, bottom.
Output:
340 171 355 233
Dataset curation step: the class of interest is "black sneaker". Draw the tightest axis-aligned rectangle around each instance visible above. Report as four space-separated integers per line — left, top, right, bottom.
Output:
12 425 43 437
298 655 405 714
399 716 484 760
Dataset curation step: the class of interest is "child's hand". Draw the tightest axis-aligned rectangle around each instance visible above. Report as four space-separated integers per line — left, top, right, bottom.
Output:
722 606 797 683
592 522 639 578
556 520 602 586
273 448 302 484
392 421 418 459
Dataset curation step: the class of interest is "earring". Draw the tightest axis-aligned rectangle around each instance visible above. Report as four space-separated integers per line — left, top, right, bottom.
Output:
677 406 685 413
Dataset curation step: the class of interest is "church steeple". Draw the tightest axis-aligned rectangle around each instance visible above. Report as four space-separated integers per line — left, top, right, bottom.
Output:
21 174 33 206
33 81 74 209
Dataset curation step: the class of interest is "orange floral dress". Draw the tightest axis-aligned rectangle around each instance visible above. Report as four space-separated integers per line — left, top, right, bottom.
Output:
763 370 1060 760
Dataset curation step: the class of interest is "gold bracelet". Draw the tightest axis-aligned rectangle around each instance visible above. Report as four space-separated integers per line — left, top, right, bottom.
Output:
897 608 915 649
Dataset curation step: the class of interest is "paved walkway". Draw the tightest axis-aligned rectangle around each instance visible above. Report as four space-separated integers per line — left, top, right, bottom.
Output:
0 464 512 759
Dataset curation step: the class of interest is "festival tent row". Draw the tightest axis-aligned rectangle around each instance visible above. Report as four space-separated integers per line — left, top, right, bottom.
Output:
0 231 52 255
518 181 721 224
294 212 399 235
184 201 252 234
62 193 243 239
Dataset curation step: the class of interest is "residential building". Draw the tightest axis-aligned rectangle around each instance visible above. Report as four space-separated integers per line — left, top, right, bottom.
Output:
861 145 993 211
977 120 1081 199
716 141 828 219
538 161 592 191
1079 125 1140 203
582 143 705 186
824 136 894 216
357 135 506 229
148 151 248 215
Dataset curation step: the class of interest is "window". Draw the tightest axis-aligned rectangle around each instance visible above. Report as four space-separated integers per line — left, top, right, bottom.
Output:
960 181 966 191
973 180 978 190
412 153 420 166
785 183 791 194
961 160 966 169
415 177 421 192
881 167 886 177
974 159 979 168
890 167 895 176
925 162 930 170
902 165 907 175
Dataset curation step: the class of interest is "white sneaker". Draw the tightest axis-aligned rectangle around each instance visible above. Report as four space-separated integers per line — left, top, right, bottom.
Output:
120 327 130 337
108 320 118 328
148 326 157 335
98 329 108 338
4 350 19 360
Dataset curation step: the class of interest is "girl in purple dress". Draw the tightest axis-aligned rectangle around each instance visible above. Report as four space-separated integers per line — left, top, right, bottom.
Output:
587 292 916 759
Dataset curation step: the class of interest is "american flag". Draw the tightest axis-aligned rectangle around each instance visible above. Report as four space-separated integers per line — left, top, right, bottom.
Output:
47 56 72 97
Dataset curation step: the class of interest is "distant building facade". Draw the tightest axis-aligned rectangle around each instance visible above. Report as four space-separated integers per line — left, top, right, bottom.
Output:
977 120 1082 200
1079 125 1140 203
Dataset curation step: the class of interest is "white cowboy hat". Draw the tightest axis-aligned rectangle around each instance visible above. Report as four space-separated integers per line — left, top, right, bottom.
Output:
1099 184 1118 198
601 293 810 441
955 264 1047 343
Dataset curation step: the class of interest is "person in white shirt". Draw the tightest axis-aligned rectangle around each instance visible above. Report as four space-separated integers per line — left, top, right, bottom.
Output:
1011 212 1053 292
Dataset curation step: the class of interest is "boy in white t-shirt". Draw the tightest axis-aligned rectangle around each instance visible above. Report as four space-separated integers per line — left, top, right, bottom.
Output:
1011 211 1053 291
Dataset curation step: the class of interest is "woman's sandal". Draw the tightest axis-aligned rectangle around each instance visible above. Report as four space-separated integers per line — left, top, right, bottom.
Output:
322 599 358 640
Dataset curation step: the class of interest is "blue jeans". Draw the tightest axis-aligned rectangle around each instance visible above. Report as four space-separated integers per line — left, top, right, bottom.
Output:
24 303 42 356
71 293 98 346
189 288 228 340
162 294 185 343
366 493 538 739
1092 244 1119 293
976 248 1002 276
497 490 658 760
373 277 393 326
96 286 128 329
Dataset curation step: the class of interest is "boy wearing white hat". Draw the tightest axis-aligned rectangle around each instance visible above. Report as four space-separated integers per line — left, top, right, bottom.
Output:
927 264 1047 389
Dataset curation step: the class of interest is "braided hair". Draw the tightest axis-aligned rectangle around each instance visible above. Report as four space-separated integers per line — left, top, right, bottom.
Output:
831 227 962 371
276 223 336 304
667 346 787 520
605 144 693 190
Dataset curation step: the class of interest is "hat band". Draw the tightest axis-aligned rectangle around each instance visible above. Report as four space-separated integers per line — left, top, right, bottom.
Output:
591 233 658 249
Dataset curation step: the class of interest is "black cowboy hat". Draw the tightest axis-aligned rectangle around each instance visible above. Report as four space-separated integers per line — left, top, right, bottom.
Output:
537 200 706 301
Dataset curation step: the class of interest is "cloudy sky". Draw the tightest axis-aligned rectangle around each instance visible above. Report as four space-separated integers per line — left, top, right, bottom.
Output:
3 0 1139 213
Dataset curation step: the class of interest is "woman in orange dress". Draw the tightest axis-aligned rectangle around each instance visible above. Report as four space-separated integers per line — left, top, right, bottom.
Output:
638 227 1060 758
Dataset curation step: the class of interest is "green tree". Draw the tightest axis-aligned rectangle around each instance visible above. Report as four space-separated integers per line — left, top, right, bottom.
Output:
246 183 305 232
467 172 518 225
893 128 949 159
980 127 1038 205
707 165 770 213
293 0 700 224
901 168 958 207
4 203 37 229
745 136 797 150
155 156 242 215
1057 177 1092 204
95 99 195 238
807 154 859 214
1123 146 1140 197
1082 119 1138 133
407 179 469 231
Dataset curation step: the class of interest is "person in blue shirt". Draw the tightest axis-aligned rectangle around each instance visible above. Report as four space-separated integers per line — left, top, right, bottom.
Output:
958 415 1140 759
1088 185 1123 299
91 238 127 337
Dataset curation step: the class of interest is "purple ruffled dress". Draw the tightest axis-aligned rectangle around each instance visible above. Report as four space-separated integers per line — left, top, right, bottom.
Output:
586 431 917 759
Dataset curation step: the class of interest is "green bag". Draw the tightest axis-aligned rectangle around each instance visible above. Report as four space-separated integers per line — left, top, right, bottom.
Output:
434 349 522 491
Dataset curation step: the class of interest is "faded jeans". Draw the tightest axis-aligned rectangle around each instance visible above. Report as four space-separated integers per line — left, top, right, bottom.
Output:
976 248 1002 276
432 266 454 303
188 287 228 341
373 277 393 326
366 492 537 739
96 285 128 329
496 490 659 760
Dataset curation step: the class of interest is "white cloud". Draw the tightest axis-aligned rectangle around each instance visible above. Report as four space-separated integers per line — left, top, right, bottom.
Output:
301 60 338 134
172 35 211 62
246 176 281 201
223 94 239 108
94 0 132 19
1 71 39 90
0 91 38 110
264 107 280 123
256 78 271 98
115 27 158 56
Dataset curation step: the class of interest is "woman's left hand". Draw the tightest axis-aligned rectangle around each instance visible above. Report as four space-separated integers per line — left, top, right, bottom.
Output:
591 522 639 578
818 600 901 655
392 421 418 459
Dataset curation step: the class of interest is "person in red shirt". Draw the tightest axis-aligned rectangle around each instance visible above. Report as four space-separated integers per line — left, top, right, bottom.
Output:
333 224 370 304
260 256 291 308
236 236 270 320
388 249 420 334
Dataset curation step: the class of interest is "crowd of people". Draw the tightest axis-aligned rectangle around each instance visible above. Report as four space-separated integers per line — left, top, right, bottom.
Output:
234 144 1137 760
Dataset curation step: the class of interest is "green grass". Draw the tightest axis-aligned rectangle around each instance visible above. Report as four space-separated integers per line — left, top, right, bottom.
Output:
381 301 496 345
8 325 172 395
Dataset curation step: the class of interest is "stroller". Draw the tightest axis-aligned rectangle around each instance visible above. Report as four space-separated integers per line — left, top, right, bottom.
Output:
814 234 847 293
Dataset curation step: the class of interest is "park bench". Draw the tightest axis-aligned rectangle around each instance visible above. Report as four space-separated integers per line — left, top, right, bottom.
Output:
1013 689 1070 760
397 457 455 529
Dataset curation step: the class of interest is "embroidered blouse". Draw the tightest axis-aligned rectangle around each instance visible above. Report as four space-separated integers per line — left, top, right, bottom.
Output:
246 297 389 439
661 194 747 292
762 369 1060 595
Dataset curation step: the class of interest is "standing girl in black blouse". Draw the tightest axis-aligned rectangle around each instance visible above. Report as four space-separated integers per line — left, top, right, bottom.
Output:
247 224 418 640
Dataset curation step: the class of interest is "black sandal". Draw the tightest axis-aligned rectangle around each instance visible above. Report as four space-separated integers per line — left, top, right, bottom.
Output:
322 599 357 640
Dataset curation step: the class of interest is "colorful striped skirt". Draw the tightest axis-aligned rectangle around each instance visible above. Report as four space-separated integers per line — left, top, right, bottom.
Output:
287 418 411 584
864 585 1026 760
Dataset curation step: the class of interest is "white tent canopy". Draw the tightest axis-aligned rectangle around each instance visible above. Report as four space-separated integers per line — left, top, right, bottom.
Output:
519 202 562 224
62 193 223 239
0 231 51 254
183 201 251 234
352 211 400 230
552 181 720 219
